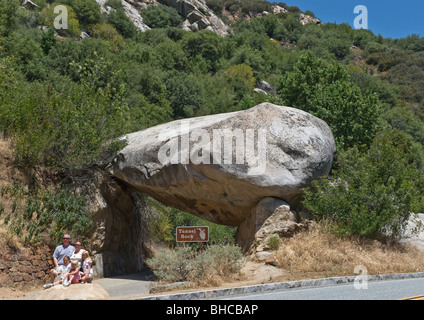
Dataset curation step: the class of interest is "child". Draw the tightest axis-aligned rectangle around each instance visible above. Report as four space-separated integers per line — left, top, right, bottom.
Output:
80 251 94 283
62 260 81 287
43 256 71 289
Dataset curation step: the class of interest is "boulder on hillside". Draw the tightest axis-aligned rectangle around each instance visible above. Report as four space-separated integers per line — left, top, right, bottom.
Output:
108 103 335 249
36 284 110 300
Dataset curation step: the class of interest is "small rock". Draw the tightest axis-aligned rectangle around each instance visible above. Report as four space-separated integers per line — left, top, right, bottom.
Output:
255 251 273 261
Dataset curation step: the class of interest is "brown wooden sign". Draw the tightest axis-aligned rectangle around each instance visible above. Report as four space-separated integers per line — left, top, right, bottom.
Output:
176 226 209 242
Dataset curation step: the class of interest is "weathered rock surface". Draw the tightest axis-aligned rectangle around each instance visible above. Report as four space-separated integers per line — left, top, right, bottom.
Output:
238 197 308 252
76 169 147 278
36 284 110 300
108 103 335 234
94 0 320 37
400 213 424 252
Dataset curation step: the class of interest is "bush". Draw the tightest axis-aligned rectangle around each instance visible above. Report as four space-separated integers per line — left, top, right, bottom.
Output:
88 23 125 52
225 63 256 97
165 72 204 118
146 244 244 284
206 0 224 16
142 4 182 29
40 3 81 38
107 7 137 38
0 57 129 171
279 52 380 150
71 0 103 28
302 129 424 239
0 184 93 245
0 0 19 36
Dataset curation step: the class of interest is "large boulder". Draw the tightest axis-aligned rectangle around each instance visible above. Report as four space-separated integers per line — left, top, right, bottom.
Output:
36 284 110 300
108 103 336 236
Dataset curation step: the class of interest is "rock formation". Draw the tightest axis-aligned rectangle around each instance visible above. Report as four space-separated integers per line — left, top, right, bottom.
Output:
94 0 320 37
36 283 110 300
108 103 336 251
238 197 310 253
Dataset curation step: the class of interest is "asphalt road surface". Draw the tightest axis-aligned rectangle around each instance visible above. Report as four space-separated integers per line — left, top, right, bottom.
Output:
93 271 154 299
221 278 424 300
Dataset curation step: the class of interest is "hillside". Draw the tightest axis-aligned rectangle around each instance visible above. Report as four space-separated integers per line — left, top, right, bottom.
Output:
1 0 424 295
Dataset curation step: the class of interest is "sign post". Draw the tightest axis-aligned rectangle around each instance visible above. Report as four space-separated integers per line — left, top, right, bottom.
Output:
176 226 209 243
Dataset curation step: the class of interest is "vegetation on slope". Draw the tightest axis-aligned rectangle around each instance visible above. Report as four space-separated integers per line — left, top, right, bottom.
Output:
1 0 424 270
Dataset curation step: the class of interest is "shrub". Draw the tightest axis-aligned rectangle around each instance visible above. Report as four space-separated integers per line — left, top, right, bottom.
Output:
302 129 424 239
142 4 182 29
146 244 244 284
146 246 195 282
0 184 93 245
267 235 280 250
165 72 204 118
206 0 224 16
225 63 256 97
0 57 129 171
71 0 103 28
88 23 125 52
279 52 380 150
40 3 81 38
0 0 20 36
107 7 137 38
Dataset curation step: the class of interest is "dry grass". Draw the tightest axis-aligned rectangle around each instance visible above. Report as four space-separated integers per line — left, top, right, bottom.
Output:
276 221 424 280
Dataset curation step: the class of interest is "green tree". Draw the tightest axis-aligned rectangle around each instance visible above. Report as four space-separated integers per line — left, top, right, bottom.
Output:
165 72 204 118
71 0 103 28
303 129 424 239
279 52 380 149
142 4 182 29
0 56 129 171
0 185 93 245
2 28 47 80
107 7 137 38
41 28 57 54
0 0 19 36
225 64 255 98
40 3 81 37
181 30 225 72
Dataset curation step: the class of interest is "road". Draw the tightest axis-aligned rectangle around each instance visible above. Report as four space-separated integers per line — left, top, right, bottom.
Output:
93 270 154 299
219 278 424 300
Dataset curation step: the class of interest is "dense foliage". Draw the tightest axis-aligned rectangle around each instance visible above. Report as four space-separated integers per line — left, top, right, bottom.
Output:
303 129 424 239
1 0 424 241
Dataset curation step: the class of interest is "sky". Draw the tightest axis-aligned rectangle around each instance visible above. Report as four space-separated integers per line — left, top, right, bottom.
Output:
283 0 423 39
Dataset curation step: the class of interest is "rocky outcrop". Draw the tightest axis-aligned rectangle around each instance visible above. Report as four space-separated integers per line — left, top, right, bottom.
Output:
400 213 424 252
108 103 335 250
238 197 309 253
77 169 148 278
298 13 321 25
155 0 230 36
36 283 110 300
95 0 319 37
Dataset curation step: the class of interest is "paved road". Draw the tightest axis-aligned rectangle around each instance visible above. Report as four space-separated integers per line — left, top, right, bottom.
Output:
221 278 424 300
93 270 155 299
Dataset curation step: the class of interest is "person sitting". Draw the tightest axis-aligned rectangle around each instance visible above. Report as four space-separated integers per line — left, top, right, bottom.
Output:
48 234 75 283
62 260 81 287
70 241 86 270
43 255 71 289
80 251 94 283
